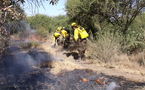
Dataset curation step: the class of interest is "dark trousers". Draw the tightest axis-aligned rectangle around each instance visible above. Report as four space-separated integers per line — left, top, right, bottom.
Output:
62 36 70 49
77 38 87 60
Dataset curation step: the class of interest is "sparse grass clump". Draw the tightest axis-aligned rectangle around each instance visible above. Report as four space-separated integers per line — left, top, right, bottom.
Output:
20 41 40 49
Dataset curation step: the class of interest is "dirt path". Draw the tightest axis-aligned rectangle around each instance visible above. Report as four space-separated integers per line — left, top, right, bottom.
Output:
40 40 145 83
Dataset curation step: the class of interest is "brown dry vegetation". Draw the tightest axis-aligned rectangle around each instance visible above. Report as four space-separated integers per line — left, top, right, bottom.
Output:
40 37 145 82
35 38 145 90
10 33 145 83
86 34 145 71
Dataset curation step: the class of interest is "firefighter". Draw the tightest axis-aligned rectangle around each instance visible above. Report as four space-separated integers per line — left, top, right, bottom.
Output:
71 22 89 60
53 27 61 47
60 27 70 49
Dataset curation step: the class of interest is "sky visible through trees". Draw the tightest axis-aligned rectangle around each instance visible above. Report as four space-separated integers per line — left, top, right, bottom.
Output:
23 0 67 16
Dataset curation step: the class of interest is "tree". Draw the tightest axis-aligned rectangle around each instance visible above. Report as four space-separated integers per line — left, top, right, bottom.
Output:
66 0 145 35
0 0 59 57
0 0 25 56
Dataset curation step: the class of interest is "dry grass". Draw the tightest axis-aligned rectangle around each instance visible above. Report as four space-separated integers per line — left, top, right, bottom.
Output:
128 51 145 67
50 60 84 74
87 39 145 75
35 40 145 84
87 33 121 63
86 34 145 79
87 31 145 68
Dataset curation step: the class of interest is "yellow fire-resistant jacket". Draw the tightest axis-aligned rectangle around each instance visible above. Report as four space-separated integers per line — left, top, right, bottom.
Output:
61 29 69 38
74 27 89 41
54 32 61 38
53 32 61 44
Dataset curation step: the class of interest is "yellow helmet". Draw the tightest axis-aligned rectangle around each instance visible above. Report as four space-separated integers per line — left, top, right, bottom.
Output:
71 22 77 27
57 26 63 31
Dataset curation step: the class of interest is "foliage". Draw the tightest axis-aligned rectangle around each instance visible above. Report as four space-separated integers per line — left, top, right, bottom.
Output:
27 14 69 37
121 13 145 53
0 0 59 57
66 0 145 34
37 26 49 38
52 15 69 28
0 0 23 57
66 0 145 54
27 14 53 33
6 20 29 34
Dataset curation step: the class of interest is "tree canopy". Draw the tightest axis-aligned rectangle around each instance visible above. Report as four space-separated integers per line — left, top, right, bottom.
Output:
0 0 59 56
66 0 145 52
66 0 145 35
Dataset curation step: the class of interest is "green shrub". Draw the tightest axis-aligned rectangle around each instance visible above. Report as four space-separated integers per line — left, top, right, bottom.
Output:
121 14 145 53
27 14 69 38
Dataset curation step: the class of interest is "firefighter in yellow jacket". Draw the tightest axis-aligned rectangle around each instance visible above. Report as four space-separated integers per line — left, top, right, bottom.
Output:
53 27 61 47
71 22 89 60
61 27 69 38
54 26 70 48
60 27 70 49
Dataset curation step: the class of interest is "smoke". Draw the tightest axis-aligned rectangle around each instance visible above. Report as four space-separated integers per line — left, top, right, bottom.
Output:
18 20 36 40
2 19 54 75
2 47 55 75
6 20 36 40
106 82 119 90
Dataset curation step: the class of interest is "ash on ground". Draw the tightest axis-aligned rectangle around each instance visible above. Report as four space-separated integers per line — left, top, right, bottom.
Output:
0 46 145 90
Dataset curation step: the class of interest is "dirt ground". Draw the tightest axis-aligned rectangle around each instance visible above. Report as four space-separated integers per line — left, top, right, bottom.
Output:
41 41 145 80
0 38 145 90
40 41 145 90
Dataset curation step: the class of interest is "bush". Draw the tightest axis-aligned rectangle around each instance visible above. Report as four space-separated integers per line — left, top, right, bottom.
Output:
121 14 145 53
88 31 121 63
